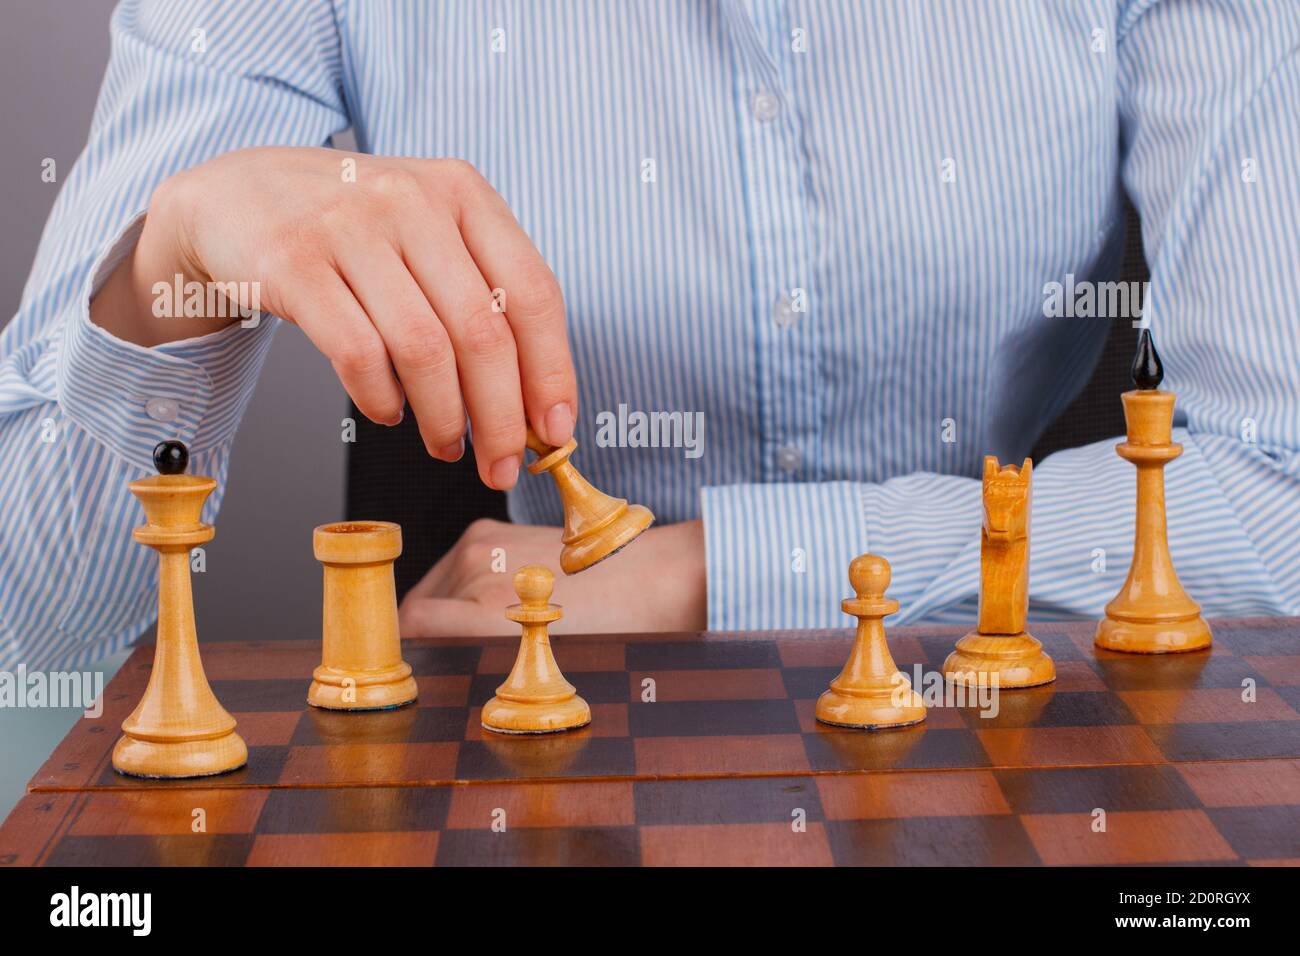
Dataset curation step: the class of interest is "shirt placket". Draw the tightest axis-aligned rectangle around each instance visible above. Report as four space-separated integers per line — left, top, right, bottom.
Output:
728 0 818 484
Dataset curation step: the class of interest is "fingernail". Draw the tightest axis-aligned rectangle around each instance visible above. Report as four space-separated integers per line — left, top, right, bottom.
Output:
388 408 404 427
437 439 464 461
490 454 521 489
545 402 574 445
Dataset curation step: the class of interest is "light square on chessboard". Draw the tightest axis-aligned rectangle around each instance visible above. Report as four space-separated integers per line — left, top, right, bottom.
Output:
1020 809 1236 865
1175 758 1300 807
815 769 1011 820
445 780 635 829
976 725 1164 767
280 741 460 786
640 822 834 866
232 711 302 747
802 726 990 771
247 832 440 866
1118 687 1299 724
69 789 267 835
1092 654 1260 692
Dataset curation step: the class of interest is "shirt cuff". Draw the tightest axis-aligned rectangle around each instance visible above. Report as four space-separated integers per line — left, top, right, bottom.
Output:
700 481 869 631
56 212 278 468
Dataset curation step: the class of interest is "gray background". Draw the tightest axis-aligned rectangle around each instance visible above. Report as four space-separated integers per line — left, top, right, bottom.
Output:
0 1 351 814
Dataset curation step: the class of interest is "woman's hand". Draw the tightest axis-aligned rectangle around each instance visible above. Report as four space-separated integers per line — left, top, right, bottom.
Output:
91 146 576 489
399 518 707 636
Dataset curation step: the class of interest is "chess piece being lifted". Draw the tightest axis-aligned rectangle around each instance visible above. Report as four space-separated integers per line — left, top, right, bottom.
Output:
525 427 654 574
816 554 926 729
112 441 248 778
482 565 591 734
1095 329 1212 653
943 457 1056 689
308 521 418 710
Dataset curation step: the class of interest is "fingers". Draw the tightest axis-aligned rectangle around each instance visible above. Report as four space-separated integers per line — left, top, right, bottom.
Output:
398 596 509 638
275 266 406 426
333 241 468 461
398 212 528 489
445 165 578 448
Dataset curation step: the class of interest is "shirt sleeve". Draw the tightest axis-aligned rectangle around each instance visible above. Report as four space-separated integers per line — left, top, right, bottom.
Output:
701 0 1300 631
0 0 349 670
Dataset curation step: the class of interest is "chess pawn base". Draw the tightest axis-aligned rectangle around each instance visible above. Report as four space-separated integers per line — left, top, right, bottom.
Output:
816 678 926 730
112 733 248 779
1095 615 1212 654
561 503 655 575
943 631 1056 689
308 662 418 711
481 695 592 735
308 521 418 711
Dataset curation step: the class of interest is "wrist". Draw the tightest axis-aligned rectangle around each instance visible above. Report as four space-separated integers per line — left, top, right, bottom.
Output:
89 176 233 347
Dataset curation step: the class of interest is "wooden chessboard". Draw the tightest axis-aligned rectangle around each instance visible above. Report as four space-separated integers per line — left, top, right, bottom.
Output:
2 617 1298 866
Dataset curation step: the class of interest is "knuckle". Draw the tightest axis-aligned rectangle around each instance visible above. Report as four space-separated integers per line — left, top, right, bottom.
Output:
330 339 389 380
458 307 514 357
394 323 454 374
437 158 487 200
512 271 565 325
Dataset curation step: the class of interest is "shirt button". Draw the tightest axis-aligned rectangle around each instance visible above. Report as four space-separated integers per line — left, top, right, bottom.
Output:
145 398 180 423
751 90 780 123
774 293 797 328
776 445 802 474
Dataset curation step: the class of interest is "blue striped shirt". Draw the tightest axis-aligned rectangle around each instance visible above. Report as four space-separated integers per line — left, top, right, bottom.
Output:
3 0 1298 670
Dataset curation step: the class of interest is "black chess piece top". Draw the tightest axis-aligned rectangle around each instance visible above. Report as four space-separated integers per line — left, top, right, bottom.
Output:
153 440 189 475
1131 327 1164 390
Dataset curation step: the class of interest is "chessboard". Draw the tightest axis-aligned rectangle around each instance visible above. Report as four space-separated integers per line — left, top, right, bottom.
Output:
2 617 1298 866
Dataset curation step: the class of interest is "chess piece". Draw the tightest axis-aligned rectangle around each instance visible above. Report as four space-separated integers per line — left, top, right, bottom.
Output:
482 565 591 734
943 456 1056 688
308 521 418 710
112 441 248 778
816 554 926 729
525 427 654 574
1095 329 1212 653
